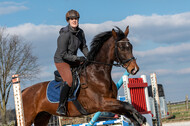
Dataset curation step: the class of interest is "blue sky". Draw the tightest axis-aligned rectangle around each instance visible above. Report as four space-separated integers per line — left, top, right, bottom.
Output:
1 0 190 109
2 0 190 26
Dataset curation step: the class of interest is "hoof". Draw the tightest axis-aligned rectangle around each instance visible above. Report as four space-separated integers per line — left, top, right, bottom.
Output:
142 122 150 126
132 112 147 125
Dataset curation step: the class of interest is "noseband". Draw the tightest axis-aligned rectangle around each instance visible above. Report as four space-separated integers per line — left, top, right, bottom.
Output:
114 40 136 68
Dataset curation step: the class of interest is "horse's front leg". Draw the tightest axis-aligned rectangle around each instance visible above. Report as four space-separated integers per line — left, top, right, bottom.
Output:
100 97 146 126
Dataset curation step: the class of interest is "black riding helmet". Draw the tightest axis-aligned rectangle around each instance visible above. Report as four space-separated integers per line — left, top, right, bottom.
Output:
66 9 80 21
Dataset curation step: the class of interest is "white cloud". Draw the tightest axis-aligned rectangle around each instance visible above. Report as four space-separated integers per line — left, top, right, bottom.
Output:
0 1 24 5
7 23 61 64
0 2 28 15
126 13 190 44
135 43 190 57
38 65 55 79
7 23 60 41
80 12 190 45
178 67 190 74
149 67 190 76
133 42 190 70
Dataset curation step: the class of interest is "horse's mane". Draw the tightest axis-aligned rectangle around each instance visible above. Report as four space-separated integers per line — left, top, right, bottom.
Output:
87 27 125 61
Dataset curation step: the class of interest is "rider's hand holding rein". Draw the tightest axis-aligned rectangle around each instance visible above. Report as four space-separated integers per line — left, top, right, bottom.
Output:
54 9 89 116
76 56 87 63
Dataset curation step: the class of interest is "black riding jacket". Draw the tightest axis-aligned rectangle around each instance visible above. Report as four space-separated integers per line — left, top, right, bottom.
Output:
54 25 89 63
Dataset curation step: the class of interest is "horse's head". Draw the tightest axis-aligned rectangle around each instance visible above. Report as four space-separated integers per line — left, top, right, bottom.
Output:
112 26 139 75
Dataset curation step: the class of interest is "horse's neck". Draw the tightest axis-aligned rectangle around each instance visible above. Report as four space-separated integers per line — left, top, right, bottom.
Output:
95 38 115 65
83 38 115 82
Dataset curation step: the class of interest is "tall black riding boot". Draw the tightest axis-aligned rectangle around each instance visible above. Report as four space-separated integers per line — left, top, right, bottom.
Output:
56 82 71 116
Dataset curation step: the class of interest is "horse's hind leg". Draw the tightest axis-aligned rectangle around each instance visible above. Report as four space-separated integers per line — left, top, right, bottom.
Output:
34 112 52 126
100 98 146 125
124 111 143 126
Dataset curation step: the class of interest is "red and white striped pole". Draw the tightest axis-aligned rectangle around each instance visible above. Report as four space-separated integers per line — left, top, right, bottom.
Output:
12 74 25 126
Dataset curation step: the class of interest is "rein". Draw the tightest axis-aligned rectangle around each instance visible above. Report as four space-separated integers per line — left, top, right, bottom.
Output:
87 60 121 67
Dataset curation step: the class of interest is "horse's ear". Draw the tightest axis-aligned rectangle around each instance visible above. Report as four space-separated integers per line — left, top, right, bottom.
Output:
112 29 117 39
124 26 129 37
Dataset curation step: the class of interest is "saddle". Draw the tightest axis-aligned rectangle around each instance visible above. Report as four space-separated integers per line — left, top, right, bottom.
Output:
54 69 79 97
53 69 89 115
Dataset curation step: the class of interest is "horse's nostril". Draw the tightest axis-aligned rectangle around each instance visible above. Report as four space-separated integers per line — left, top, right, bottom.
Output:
131 69 135 75
131 67 139 75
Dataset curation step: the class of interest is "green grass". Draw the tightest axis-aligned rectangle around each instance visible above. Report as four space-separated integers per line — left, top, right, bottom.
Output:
163 102 190 122
0 121 15 126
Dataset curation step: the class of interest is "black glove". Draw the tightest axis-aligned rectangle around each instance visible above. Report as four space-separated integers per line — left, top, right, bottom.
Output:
76 56 86 62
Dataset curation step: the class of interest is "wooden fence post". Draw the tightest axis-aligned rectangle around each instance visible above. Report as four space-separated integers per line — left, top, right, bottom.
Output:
186 95 189 111
168 101 172 114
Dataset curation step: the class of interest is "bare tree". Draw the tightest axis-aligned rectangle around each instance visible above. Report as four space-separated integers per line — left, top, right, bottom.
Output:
0 27 40 124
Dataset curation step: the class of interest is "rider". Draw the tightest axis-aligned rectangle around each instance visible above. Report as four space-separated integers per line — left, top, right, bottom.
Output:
54 9 89 115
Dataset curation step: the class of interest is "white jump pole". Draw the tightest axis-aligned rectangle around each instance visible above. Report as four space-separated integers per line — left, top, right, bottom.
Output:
122 75 131 103
141 75 151 112
150 73 162 126
12 74 25 126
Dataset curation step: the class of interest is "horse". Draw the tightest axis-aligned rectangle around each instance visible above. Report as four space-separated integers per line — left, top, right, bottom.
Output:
20 26 146 126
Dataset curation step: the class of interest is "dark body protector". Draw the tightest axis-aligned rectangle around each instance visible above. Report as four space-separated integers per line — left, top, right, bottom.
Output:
54 25 88 63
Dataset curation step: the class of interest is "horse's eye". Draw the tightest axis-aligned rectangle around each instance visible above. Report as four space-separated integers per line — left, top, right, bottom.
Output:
125 42 131 47
126 43 129 47
119 45 125 50
118 42 131 51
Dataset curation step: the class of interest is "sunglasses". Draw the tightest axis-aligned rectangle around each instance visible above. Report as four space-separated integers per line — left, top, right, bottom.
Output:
70 18 79 20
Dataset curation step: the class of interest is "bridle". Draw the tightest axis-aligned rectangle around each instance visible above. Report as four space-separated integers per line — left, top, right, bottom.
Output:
87 39 136 69
114 40 136 68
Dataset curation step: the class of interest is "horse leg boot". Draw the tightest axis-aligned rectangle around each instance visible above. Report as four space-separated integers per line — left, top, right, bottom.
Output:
56 82 71 116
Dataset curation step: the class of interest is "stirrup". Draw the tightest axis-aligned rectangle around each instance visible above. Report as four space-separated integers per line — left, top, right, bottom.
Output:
56 105 67 116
